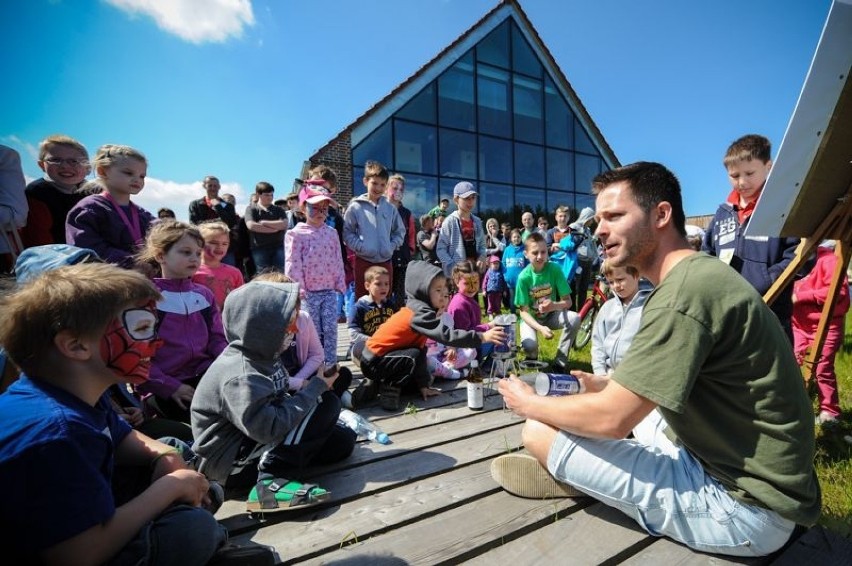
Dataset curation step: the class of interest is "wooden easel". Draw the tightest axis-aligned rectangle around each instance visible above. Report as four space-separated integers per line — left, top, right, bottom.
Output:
762 184 852 382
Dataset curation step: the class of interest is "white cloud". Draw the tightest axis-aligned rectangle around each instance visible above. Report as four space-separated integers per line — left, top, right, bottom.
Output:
134 177 247 221
1 135 39 162
104 0 255 44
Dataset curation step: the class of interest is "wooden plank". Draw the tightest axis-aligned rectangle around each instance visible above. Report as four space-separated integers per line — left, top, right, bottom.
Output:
216 413 525 527
463 502 651 565
620 536 769 565
286 489 592 565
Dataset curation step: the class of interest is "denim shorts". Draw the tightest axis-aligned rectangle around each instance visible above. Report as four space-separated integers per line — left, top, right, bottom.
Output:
547 417 795 557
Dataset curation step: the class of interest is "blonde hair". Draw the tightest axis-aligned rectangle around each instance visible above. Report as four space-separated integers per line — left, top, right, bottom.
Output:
252 272 293 284
0 263 160 374
600 259 638 279
92 144 147 178
364 265 389 284
136 220 204 275
198 220 230 240
38 134 88 161
389 173 405 186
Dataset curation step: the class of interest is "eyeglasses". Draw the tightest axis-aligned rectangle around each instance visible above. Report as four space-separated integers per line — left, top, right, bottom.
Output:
43 158 88 167
121 308 159 341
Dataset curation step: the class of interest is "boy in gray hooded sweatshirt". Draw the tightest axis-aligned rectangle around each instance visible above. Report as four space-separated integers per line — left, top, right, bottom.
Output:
191 280 356 513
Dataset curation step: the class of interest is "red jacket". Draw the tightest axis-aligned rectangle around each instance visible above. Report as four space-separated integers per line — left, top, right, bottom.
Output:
792 246 850 329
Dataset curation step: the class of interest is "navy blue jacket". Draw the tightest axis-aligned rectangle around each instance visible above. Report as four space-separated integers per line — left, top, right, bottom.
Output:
702 202 799 326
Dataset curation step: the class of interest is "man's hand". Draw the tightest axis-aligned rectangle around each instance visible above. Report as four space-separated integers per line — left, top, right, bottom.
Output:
497 375 536 417
570 370 610 393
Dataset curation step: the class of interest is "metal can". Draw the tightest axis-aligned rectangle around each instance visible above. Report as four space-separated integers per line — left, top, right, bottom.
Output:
493 314 516 358
533 373 583 396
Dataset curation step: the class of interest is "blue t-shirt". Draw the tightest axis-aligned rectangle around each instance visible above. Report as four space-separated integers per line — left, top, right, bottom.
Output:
502 244 528 287
0 375 132 557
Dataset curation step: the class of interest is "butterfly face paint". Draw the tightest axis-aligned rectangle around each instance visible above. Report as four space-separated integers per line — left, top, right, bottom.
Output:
100 305 163 384
458 273 480 297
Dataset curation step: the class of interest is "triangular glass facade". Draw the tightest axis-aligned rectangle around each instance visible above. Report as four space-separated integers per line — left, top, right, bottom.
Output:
351 18 608 223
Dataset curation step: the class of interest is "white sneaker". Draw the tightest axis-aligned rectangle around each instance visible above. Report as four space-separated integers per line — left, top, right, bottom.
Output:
815 411 839 426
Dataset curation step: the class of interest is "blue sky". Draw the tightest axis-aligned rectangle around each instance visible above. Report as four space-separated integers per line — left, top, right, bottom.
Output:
1 0 833 219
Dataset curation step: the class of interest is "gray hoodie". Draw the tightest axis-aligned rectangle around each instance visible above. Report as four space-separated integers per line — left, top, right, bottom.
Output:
190 280 329 483
343 194 405 263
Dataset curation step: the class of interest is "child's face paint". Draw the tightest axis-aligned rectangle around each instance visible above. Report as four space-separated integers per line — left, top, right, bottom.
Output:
100 303 163 384
457 273 480 297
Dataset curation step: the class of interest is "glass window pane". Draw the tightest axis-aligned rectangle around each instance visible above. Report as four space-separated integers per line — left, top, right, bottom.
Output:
515 187 547 220
352 120 392 171
477 65 511 138
576 193 596 216
479 135 512 184
352 166 365 197
476 21 509 69
397 82 436 124
513 74 543 144
575 154 601 194
394 120 437 175
397 174 438 218
546 148 573 190
545 76 574 149
575 117 597 154
511 24 542 78
546 190 573 212
440 177 461 205
438 52 475 131
439 128 477 179
514 142 545 187
478 183 513 222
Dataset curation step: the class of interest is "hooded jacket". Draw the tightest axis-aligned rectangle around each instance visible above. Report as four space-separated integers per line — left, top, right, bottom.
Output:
342 194 405 263
365 261 483 373
190 280 329 483
591 280 653 375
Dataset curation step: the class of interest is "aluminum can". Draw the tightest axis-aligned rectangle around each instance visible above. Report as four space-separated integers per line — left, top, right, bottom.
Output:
533 372 583 396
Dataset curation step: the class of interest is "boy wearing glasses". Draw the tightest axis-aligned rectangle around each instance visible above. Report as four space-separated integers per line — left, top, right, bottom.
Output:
21 134 90 247
0 263 232 565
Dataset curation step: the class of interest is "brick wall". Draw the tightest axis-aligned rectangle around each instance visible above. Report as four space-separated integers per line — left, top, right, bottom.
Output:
309 133 354 206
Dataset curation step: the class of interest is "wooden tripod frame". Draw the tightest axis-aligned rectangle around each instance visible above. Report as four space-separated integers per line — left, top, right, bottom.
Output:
762 184 852 382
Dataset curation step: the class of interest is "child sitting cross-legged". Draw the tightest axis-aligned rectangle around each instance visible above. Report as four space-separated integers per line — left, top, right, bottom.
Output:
0 263 234 565
351 260 506 411
191 279 356 513
348 265 395 368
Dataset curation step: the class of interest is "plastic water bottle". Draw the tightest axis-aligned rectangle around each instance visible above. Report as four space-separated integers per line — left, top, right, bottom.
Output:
338 408 391 444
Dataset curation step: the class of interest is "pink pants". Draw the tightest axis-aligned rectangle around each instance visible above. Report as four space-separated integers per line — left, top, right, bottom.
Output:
792 317 844 417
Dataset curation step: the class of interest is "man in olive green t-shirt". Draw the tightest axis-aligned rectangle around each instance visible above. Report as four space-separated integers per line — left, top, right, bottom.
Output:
495 162 820 558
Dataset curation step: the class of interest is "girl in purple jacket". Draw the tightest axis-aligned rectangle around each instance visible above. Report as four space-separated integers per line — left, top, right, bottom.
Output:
135 220 227 423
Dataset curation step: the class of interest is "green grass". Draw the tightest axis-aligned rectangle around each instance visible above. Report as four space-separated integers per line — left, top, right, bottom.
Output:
534 311 852 537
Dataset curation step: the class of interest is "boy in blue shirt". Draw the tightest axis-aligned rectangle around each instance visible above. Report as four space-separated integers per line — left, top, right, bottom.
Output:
348 265 395 367
515 233 580 371
0 263 229 565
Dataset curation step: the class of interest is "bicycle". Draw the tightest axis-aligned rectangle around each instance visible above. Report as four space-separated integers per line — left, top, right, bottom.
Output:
572 273 610 350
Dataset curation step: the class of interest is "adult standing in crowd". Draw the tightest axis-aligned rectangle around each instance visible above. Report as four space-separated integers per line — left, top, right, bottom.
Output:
188 175 238 265
0 145 28 269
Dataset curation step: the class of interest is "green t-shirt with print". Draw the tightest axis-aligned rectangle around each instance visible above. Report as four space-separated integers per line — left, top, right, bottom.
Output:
514 262 571 323
613 253 820 526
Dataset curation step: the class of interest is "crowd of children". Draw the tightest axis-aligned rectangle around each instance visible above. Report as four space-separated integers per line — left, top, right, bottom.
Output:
0 130 847 564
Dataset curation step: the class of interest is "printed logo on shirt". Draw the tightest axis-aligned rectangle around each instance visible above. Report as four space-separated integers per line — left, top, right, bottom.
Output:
270 359 290 395
716 217 737 246
362 306 395 336
529 283 553 307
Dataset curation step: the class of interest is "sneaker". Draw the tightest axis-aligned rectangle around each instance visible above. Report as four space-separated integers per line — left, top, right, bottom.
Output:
208 543 275 566
379 383 402 411
204 480 225 514
816 411 840 427
350 378 379 408
490 453 584 499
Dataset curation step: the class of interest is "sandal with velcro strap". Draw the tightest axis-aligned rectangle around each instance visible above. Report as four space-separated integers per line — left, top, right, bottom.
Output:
246 476 330 514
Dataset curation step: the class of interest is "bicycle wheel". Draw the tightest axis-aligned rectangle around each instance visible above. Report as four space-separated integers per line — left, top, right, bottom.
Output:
573 303 598 350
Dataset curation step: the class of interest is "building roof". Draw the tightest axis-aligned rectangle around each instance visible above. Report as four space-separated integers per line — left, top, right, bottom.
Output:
309 0 619 168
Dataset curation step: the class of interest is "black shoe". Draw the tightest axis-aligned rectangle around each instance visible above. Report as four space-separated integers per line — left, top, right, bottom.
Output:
207 543 275 566
379 383 402 412
351 378 379 408
550 360 569 374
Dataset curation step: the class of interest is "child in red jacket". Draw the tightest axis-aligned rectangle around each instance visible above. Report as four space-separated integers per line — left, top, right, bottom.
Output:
792 241 850 425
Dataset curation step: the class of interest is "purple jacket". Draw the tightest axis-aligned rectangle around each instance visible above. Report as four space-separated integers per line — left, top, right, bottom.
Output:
65 193 154 267
139 278 227 399
447 293 489 333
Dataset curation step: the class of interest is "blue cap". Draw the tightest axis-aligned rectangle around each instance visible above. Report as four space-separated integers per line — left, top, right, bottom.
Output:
376 432 391 445
15 244 101 283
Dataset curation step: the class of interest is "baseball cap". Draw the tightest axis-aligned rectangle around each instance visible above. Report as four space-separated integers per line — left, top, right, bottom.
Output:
298 185 338 207
15 244 101 284
453 181 477 199
488 255 501 264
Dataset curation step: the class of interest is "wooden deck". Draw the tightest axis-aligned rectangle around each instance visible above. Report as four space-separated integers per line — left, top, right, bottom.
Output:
213 324 851 565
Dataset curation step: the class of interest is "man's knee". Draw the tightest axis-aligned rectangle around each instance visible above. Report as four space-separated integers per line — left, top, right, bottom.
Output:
521 419 557 463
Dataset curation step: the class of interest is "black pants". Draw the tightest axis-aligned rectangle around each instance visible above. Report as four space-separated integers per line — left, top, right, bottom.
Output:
145 374 202 424
258 391 356 479
361 347 429 392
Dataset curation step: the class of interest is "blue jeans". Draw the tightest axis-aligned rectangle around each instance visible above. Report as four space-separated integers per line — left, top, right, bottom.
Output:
106 505 226 566
546 412 795 557
251 246 284 273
